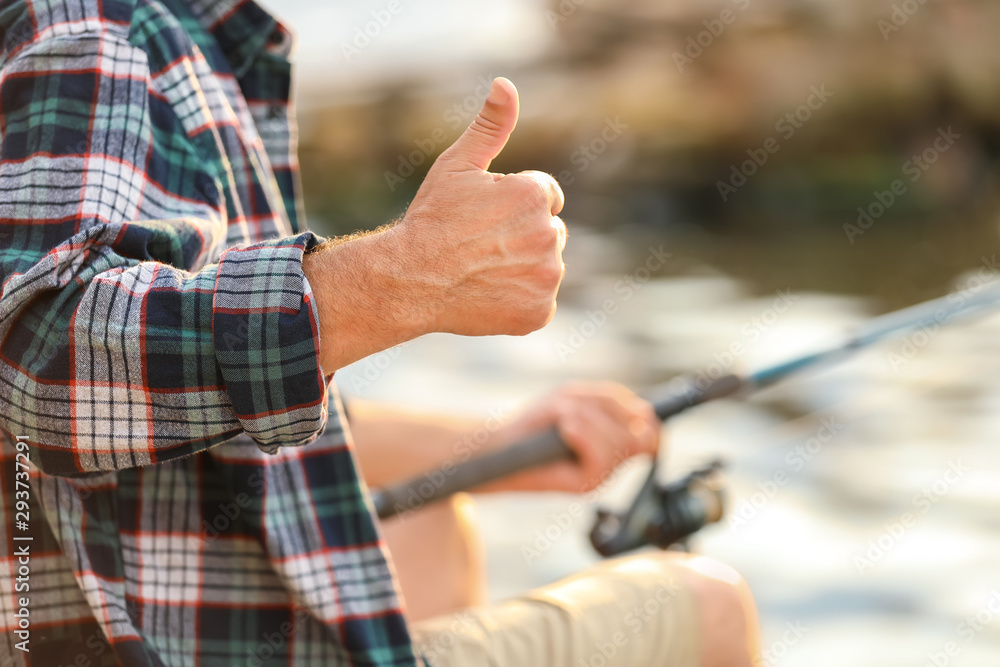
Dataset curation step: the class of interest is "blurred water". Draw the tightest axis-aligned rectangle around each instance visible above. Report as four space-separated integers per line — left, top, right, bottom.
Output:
274 1 1000 662
338 228 1000 667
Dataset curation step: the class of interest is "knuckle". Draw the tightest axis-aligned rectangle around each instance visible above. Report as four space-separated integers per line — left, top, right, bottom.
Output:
530 305 553 329
523 301 556 332
517 217 552 247
507 308 542 336
552 215 567 237
528 219 561 252
510 318 539 336
510 176 550 211
538 259 564 288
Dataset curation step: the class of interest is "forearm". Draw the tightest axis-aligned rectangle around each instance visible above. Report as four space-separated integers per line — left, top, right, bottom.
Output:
348 400 488 488
302 226 439 373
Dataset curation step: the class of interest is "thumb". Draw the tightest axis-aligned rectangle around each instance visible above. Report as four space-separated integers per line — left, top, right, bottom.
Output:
439 77 519 172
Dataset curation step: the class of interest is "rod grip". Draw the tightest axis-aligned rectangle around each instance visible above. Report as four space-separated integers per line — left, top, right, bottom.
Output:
373 426 571 519
371 374 743 520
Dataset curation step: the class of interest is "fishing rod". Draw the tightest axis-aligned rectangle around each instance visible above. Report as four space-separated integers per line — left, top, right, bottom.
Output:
372 281 1000 555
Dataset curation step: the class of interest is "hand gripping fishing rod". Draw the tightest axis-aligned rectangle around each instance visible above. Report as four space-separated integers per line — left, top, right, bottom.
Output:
372 282 1000 556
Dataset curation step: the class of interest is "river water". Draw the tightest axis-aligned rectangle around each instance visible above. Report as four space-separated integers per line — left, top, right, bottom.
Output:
338 223 1000 667
264 1 1000 662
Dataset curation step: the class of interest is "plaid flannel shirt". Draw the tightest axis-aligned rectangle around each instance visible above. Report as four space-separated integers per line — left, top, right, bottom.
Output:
0 0 416 664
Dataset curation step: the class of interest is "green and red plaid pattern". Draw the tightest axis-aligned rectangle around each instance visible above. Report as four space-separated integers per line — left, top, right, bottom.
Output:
0 0 414 664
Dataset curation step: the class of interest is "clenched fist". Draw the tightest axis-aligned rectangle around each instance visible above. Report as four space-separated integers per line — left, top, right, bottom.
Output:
396 77 567 336
305 78 568 371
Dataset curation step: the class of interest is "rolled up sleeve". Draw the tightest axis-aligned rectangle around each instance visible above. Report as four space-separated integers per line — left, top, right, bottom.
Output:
213 234 328 453
0 27 331 475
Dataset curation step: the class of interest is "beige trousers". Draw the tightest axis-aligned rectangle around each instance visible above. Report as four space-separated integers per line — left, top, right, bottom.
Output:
410 553 700 667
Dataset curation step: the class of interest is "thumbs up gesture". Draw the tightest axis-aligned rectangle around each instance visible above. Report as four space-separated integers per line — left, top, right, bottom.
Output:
396 77 567 336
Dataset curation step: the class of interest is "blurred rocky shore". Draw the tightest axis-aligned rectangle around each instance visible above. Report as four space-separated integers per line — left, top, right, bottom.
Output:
296 0 1000 238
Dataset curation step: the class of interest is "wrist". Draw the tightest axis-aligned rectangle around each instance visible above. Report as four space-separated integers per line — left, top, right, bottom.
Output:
302 226 434 372
380 222 444 337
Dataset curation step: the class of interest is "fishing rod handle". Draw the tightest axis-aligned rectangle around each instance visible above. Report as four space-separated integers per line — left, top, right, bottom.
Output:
373 426 571 519
373 373 744 520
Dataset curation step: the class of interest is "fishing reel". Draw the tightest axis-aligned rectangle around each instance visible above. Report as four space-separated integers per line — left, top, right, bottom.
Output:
371 421 728 558
589 459 727 557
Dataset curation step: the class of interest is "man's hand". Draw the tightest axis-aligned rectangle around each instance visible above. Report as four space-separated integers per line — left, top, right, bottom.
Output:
304 78 567 371
482 381 661 494
395 77 566 336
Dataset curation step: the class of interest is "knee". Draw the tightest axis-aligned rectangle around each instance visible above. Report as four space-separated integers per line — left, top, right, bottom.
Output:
426 493 482 580
383 493 486 622
393 492 478 549
667 554 760 667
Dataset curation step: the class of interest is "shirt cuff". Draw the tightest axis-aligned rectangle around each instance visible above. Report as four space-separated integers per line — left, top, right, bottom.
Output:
213 232 328 453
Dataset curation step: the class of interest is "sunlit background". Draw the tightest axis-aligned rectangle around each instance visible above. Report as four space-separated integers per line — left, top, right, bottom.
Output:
267 0 1000 664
